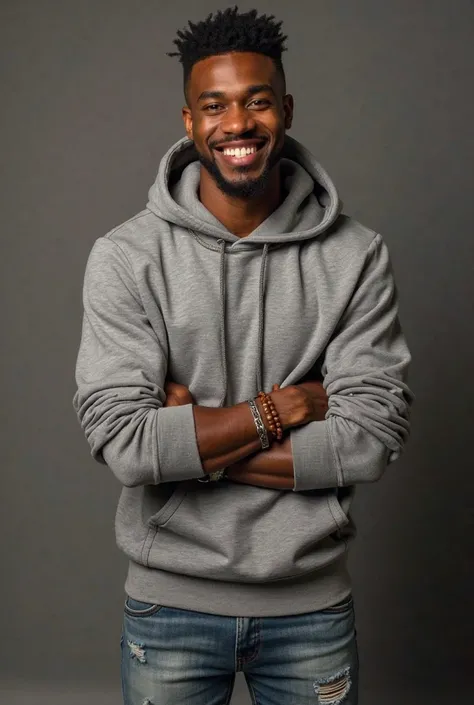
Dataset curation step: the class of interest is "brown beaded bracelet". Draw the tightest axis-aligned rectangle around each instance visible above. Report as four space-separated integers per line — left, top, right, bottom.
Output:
258 390 283 441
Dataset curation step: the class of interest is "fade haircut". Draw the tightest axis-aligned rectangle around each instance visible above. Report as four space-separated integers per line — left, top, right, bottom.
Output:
167 6 288 99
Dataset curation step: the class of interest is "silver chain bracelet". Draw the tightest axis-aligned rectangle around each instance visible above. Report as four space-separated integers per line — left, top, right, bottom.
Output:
247 398 270 450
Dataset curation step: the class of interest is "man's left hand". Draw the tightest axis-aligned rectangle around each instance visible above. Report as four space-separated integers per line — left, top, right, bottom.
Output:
164 380 195 406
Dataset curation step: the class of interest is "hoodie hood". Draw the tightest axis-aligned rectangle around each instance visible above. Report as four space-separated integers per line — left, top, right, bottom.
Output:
146 135 341 245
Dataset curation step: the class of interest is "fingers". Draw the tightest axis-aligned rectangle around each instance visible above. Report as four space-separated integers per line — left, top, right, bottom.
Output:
164 396 180 407
165 380 188 393
164 379 195 408
164 380 194 403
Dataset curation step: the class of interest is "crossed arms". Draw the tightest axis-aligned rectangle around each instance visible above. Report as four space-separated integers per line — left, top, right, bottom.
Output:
73 234 413 492
165 379 329 490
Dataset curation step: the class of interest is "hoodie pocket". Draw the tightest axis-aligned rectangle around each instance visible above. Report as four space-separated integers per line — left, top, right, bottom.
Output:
148 483 188 527
327 489 349 530
144 482 352 583
114 482 190 567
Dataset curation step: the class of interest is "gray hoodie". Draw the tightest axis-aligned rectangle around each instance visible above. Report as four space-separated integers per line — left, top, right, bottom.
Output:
73 136 413 617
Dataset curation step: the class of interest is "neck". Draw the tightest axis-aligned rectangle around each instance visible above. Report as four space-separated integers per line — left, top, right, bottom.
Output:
199 166 282 238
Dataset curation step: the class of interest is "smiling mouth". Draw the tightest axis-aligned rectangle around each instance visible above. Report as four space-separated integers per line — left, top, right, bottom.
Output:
213 141 267 167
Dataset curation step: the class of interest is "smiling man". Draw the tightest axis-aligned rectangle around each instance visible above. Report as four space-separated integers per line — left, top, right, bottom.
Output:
73 7 413 705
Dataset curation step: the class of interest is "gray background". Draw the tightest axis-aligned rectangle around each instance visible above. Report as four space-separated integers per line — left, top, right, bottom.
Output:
1 0 473 703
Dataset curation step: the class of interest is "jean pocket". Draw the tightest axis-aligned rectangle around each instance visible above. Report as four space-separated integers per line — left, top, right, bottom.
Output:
124 596 163 617
321 594 353 614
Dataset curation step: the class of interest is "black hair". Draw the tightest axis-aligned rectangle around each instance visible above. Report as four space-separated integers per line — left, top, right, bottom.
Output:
167 6 288 97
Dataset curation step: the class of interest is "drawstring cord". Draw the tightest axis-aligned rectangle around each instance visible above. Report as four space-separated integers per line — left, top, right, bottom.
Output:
256 243 269 394
217 239 228 407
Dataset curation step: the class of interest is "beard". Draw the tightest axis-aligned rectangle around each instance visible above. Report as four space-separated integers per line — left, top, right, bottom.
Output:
196 142 283 199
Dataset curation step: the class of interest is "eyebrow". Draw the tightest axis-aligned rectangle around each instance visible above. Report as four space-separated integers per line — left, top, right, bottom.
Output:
197 84 275 102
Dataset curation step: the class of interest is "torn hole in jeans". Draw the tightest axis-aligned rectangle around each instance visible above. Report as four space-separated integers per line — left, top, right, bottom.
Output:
314 666 351 704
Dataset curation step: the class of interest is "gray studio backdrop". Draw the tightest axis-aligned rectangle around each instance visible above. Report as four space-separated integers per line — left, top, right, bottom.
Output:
2 1 473 703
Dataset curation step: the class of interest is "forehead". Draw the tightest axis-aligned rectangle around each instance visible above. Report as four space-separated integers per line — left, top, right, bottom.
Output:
188 52 279 100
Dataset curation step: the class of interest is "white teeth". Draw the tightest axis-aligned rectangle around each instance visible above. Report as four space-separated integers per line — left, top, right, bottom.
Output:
223 146 257 157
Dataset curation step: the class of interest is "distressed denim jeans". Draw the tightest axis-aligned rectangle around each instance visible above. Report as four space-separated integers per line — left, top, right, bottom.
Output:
121 594 359 705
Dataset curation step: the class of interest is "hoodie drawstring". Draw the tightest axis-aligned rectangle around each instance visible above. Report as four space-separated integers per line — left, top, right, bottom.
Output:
256 243 269 394
193 232 270 407
217 239 228 407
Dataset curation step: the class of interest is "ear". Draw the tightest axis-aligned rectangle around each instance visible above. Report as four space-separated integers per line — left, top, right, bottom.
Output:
182 106 193 140
283 94 294 130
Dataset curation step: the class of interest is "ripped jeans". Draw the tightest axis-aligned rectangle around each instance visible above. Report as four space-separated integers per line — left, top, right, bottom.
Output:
121 594 359 705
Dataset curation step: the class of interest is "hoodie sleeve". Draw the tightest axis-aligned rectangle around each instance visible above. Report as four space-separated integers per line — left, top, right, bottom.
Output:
72 236 205 487
291 232 414 491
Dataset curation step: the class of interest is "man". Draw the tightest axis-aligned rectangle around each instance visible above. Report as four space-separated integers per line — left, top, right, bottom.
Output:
73 7 413 704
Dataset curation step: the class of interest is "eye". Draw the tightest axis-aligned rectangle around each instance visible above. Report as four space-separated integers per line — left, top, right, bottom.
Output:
203 104 224 112
248 99 271 109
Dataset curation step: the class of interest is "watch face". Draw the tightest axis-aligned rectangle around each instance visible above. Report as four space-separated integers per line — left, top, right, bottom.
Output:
197 469 227 483
210 470 225 482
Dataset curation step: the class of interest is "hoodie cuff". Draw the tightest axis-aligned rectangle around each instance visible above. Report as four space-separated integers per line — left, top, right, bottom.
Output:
157 404 206 483
290 421 340 491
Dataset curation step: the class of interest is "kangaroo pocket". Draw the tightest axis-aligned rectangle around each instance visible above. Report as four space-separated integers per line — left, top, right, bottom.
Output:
142 481 351 583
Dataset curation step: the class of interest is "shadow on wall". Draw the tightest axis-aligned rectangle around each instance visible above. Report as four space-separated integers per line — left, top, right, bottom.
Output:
349 325 474 691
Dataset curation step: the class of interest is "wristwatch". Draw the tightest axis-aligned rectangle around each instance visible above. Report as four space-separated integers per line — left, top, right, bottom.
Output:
197 468 228 483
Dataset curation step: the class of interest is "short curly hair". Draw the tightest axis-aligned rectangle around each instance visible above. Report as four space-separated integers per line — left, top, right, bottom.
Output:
167 6 288 97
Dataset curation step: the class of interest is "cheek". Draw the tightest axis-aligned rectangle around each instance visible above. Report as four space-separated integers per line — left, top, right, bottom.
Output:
276 116 288 139
193 123 213 149
263 114 285 138
268 123 285 149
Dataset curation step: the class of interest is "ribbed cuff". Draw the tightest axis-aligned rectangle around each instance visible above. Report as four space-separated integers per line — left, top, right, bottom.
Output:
157 404 205 483
290 420 339 491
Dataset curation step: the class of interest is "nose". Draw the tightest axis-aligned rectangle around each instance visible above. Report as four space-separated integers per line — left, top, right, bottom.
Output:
221 103 256 135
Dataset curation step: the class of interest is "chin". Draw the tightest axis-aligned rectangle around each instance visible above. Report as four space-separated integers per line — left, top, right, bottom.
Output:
219 176 270 199
198 151 272 198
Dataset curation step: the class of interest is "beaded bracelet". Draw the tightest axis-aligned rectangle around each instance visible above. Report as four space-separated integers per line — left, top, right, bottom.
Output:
258 390 283 441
